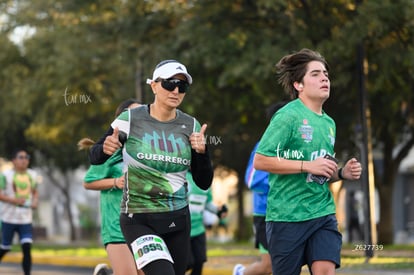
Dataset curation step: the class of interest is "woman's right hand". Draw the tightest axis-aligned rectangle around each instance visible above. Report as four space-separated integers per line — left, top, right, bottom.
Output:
103 127 122 155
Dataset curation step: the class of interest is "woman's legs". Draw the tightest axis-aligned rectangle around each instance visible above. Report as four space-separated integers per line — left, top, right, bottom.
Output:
120 213 175 275
120 207 191 275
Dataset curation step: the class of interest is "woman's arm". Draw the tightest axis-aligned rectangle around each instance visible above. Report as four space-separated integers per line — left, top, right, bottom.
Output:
83 176 124 191
89 127 126 165
190 148 214 190
88 126 114 165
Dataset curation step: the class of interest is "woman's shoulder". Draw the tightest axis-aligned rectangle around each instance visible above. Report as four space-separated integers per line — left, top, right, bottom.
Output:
130 104 149 114
176 109 197 122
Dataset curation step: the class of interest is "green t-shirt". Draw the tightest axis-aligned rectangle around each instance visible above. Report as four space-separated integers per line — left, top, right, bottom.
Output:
256 99 337 222
0 174 6 190
112 105 201 214
1 169 38 224
187 171 215 237
84 150 125 244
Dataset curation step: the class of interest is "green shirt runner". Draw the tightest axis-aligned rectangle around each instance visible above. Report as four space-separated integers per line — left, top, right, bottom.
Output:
84 150 125 245
187 171 216 237
256 99 337 222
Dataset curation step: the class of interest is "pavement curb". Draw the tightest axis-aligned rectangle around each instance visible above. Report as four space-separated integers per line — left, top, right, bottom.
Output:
3 253 109 268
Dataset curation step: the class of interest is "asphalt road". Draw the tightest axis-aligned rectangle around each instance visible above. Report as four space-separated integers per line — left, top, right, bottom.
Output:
0 262 93 275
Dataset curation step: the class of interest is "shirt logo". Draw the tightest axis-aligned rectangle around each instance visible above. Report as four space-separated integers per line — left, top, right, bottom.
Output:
328 127 335 146
143 131 186 153
299 119 313 143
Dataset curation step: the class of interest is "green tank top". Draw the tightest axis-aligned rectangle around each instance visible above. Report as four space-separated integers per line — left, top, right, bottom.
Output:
111 105 201 213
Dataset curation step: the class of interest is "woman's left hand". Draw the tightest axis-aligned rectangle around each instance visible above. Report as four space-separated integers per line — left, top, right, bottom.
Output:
190 124 207 154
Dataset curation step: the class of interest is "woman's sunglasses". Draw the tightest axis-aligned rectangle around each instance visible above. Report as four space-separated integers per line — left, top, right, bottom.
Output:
156 78 189 93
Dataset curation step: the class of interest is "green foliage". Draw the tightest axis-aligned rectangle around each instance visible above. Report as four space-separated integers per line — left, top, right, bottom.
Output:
78 203 98 229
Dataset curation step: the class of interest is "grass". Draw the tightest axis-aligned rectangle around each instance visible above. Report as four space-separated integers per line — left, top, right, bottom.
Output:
340 243 414 270
205 242 414 271
342 256 414 270
6 241 414 271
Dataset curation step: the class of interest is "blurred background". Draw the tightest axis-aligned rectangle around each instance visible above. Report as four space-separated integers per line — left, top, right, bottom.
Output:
0 0 413 247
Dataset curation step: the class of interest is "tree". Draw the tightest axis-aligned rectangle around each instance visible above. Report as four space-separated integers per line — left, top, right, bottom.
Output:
0 33 35 156
0 0 144 240
349 0 414 244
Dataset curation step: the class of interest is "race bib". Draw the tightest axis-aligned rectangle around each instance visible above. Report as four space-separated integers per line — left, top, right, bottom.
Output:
188 194 207 213
131 234 174 269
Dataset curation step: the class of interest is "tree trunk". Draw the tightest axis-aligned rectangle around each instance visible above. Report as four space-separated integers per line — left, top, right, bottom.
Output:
376 121 414 244
377 183 394 244
62 172 78 241
44 168 79 241
62 189 77 241
235 174 248 241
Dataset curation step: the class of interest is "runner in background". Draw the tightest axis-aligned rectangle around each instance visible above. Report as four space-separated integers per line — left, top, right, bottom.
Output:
0 149 39 275
186 171 227 275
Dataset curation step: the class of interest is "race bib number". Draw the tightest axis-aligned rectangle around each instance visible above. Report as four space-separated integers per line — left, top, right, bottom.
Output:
131 234 173 269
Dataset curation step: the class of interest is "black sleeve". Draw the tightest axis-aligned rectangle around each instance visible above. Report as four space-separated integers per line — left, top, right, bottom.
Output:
190 146 214 190
88 126 113 165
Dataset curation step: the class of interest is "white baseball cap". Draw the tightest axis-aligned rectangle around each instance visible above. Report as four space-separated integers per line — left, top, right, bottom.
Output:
146 60 192 85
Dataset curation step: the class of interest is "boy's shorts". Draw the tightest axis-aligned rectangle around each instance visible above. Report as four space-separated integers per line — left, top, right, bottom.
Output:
266 214 342 275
